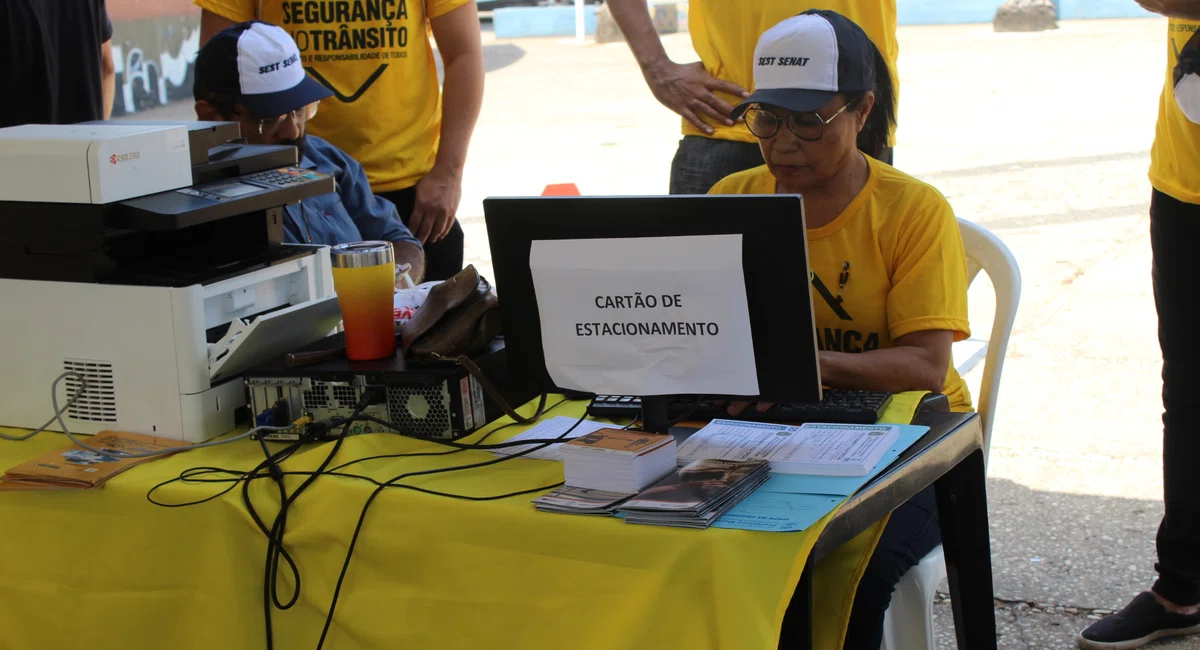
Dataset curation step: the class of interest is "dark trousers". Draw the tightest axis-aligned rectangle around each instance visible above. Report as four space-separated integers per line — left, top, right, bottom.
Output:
668 135 894 195
1150 189 1200 607
378 185 465 283
842 485 942 650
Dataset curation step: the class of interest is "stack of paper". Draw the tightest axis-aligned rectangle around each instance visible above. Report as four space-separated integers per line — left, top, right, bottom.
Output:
559 428 677 493
675 420 901 477
532 486 635 516
616 458 770 529
0 431 183 491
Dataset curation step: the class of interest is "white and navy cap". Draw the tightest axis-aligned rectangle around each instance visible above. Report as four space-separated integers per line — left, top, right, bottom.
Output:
731 10 876 119
194 21 332 117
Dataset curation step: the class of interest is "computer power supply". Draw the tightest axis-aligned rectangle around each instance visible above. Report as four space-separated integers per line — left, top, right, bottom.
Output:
244 336 538 441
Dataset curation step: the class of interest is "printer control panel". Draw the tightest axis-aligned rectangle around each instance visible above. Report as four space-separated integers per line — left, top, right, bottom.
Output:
244 167 329 189
176 167 331 203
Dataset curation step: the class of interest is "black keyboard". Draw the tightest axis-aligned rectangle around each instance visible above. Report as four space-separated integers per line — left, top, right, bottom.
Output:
586 390 893 425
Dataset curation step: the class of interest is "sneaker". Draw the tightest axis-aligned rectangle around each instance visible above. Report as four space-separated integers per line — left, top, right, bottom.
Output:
1077 592 1200 650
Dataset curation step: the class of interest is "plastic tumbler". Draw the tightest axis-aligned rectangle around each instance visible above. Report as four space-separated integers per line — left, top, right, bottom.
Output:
330 241 396 360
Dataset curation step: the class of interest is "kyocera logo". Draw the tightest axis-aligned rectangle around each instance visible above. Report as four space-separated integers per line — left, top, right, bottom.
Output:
109 152 140 164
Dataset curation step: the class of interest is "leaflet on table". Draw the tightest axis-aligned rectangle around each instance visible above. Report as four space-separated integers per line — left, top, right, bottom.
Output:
0 431 185 491
758 423 930 496
533 486 634 515
528 234 759 397
675 419 901 477
489 416 611 461
712 491 846 532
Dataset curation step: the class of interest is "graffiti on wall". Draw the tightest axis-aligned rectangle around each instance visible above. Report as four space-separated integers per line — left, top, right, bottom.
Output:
110 26 200 116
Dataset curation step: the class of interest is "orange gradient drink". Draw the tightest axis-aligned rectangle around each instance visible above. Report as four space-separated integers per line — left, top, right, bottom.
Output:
330 242 396 360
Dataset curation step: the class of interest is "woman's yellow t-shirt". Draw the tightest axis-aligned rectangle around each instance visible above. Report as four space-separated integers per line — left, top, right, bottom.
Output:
195 0 470 192
709 156 972 410
687 0 899 145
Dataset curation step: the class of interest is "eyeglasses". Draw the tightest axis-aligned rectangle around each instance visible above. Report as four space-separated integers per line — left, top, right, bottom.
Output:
743 103 851 141
254 102 320 135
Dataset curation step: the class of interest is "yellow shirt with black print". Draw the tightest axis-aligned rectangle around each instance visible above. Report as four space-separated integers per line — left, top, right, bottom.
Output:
709 155 972 410
194 0 471 192
1150 19 1200 204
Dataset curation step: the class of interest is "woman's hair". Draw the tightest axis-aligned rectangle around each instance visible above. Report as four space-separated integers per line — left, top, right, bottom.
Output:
844 37 896 161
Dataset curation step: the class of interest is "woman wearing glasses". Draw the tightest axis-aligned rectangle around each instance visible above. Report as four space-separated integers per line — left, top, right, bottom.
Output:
712 11 972 649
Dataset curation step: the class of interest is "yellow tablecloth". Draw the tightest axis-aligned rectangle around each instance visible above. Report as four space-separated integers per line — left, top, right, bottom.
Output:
0 393 923 650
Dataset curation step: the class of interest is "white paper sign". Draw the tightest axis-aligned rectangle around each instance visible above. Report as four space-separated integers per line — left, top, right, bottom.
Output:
529 234 759 396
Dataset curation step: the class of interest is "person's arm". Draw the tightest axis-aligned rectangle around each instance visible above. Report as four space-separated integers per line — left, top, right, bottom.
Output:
101 40 115 119
732 330 953 415
731 198 969 416
605 0 748 134
411 2 484 244
331 143 427 285
817 199 969 396
199 7 244 44
1135 0 1200 19
818 330 953 394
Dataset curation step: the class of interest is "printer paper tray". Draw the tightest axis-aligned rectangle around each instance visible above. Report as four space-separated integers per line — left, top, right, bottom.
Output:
209 295 343 382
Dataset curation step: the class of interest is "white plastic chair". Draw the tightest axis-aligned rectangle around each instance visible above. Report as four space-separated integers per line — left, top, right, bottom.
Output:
879 219 1021 650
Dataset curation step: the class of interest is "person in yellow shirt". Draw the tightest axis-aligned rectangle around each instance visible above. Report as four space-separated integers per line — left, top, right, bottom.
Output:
710 12 969 647
606 0 897 194
1077 2 1200 649
195 0 484 281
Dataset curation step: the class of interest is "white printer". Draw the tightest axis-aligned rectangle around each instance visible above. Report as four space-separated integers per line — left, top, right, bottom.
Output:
0 122 343 442
0 123 193 204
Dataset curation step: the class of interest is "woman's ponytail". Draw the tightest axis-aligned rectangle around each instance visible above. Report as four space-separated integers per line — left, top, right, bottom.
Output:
853 39 896 161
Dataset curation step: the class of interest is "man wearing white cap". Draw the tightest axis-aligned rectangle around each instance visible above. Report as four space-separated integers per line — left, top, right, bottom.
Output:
196 0 483 283
193 21 425 286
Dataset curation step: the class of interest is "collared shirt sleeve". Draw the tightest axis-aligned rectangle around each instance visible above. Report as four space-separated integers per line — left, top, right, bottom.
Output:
325 141 423 249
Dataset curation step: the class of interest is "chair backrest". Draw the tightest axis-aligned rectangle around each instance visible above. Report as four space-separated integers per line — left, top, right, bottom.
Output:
956 218 1021 461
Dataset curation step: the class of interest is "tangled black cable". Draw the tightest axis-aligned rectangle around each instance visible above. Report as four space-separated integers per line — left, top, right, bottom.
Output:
144 396 600 650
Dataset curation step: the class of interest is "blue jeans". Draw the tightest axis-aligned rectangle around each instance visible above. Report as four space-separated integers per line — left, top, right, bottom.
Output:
843 486 942 650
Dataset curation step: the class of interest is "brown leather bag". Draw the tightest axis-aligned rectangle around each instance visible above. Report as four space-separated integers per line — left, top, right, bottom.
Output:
399 265 545 424
400 265 502 361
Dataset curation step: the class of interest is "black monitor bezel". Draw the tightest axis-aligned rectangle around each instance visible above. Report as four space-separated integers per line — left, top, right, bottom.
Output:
484 194 822 404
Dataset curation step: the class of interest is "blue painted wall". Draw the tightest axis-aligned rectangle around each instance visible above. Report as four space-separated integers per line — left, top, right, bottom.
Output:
1057 0 1155 20
895 0 1155 26
491 0 1156 39
493 5 599 38
897 0 996 25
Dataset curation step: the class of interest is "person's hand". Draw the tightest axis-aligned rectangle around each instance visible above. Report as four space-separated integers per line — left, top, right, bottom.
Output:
643 60 749 135
409 164 463 244
726 401 775 416
1133 0 1200 18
